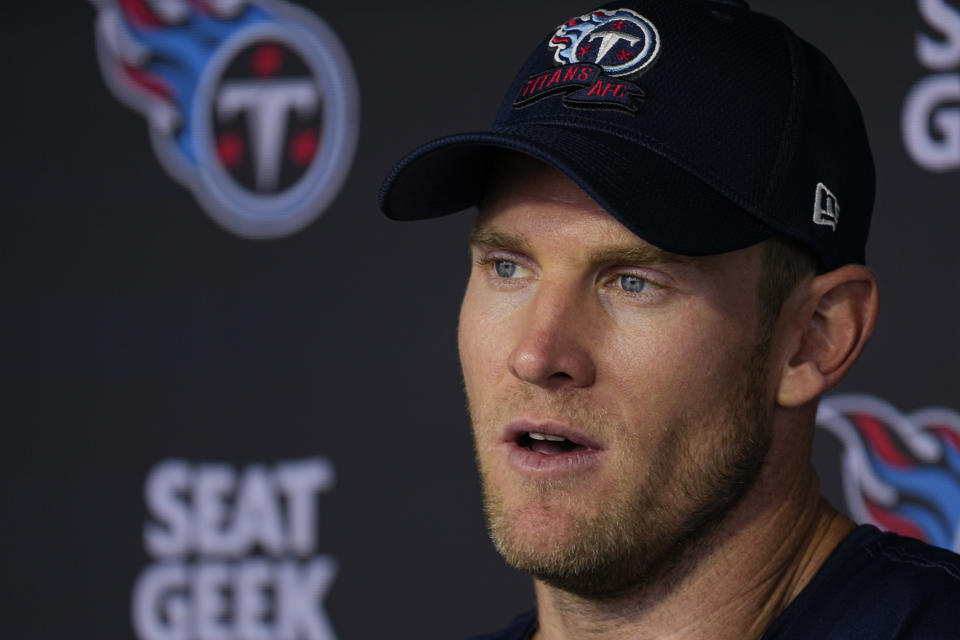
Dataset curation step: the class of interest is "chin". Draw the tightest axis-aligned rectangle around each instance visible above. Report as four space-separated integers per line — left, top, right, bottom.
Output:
491 511 662 599
484 484 652 596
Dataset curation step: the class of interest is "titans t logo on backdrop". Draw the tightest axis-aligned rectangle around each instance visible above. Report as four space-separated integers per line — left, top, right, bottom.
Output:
817 394 960 552
91 0 359 239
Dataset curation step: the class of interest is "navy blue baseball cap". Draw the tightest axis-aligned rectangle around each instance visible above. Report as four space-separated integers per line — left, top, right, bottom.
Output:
378 0 875 270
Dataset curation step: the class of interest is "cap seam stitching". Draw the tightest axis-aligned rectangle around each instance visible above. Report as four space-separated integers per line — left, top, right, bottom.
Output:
763 20 804 211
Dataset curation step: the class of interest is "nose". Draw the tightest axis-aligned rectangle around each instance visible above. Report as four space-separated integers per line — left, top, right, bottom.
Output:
507 284 596 389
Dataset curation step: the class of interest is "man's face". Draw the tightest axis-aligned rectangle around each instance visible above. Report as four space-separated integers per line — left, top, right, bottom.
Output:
458 159 776 597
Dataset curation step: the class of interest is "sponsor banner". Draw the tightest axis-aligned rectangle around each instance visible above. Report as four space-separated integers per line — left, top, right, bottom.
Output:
902 0 960 172
132 458 337 640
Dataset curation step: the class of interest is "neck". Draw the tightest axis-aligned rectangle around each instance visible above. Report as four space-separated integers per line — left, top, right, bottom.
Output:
531 417 854 640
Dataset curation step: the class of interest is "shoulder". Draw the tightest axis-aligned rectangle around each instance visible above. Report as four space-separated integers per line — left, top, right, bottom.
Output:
867 528 960 581
851 527 960 608
765 525 960 639
468 610 537 640
859 530 960 625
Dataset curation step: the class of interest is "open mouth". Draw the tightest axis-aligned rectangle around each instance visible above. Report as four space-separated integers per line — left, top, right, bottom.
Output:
518 432 588 455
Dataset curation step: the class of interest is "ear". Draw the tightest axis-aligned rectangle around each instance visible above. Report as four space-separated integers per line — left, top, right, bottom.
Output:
776 265 879 408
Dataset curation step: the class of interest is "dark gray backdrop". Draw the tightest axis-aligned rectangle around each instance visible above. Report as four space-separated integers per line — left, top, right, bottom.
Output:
3 1 958 638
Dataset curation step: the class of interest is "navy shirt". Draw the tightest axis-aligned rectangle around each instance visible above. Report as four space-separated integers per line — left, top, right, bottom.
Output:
470 525 960 639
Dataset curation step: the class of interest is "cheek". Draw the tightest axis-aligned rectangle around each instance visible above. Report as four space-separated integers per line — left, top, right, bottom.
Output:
603 303 754 423
458 277 508 404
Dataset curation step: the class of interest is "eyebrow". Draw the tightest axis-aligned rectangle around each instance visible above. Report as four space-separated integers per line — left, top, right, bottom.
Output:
468 225 694 267
589 244 695 267
468 227 533 254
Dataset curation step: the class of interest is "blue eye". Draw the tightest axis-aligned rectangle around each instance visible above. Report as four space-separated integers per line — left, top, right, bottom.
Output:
495 260 518 278
619 275 646 293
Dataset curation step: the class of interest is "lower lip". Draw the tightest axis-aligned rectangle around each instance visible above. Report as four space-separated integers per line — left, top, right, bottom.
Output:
503 442 604 475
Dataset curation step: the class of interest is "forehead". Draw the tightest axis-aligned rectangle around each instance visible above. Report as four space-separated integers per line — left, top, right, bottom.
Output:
478 155 683 262
475 153 768 284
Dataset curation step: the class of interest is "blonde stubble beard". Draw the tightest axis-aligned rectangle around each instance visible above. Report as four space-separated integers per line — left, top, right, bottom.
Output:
468 339 772 599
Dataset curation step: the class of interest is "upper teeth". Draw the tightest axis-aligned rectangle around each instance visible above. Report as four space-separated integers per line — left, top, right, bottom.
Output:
528 432 566 442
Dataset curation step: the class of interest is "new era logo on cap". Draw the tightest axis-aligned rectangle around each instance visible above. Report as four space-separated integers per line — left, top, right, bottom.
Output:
814 182 840 231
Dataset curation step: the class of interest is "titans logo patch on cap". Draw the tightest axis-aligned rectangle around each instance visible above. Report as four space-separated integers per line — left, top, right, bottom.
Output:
513 8 660 112
550 8 661 78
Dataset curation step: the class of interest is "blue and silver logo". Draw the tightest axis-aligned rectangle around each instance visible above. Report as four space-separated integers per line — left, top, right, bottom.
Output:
817 394 960 552
91 0 359 239
550 8 661 79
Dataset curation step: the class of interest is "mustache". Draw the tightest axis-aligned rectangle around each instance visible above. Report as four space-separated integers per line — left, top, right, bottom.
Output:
464 382 619 436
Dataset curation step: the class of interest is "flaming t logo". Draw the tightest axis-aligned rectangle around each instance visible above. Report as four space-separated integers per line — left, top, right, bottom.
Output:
90 0 359 238
550 8 661 78
817 394 960 552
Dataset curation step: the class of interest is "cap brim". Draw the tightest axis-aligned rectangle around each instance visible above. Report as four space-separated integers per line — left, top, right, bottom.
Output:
379 124 772 257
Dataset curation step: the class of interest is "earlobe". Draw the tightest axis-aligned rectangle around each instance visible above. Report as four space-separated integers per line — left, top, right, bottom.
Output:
776 265 879 408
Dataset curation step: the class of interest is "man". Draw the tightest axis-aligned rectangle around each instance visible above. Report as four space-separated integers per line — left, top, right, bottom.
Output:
379 1 960 638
